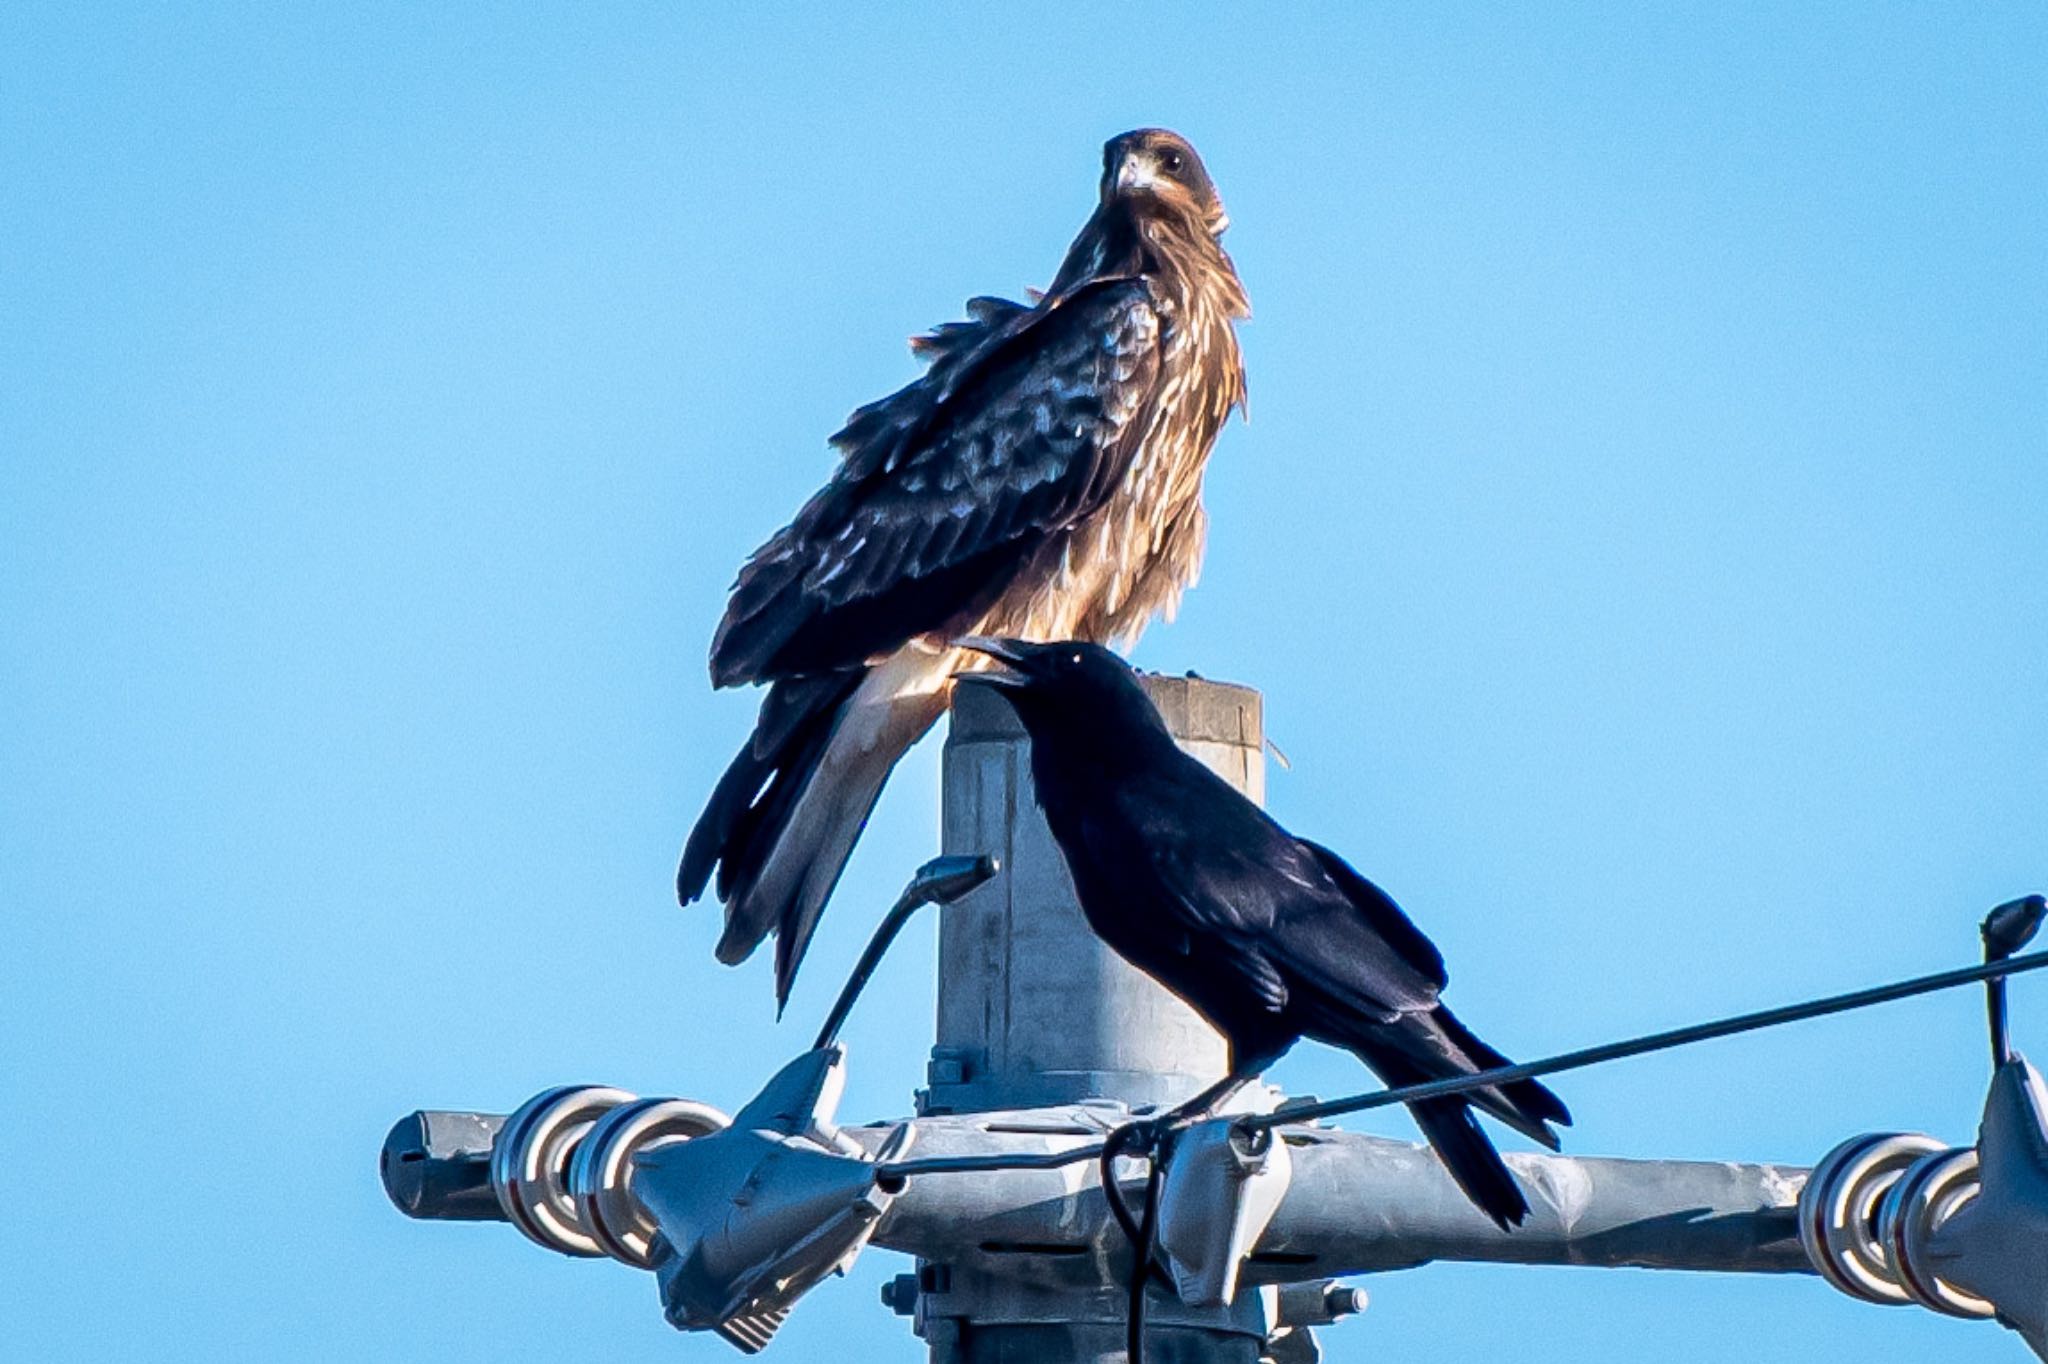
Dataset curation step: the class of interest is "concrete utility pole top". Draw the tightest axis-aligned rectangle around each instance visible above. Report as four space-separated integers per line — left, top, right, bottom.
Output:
926 676 1263 1117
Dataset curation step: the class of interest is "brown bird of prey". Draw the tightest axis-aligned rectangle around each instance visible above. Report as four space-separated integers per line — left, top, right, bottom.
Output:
680 128 1250 1009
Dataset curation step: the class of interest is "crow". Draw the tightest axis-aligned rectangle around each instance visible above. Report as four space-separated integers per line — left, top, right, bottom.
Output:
957 637 1570 1228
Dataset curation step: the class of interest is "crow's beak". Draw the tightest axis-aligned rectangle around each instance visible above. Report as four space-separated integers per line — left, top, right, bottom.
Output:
954 636 1031 689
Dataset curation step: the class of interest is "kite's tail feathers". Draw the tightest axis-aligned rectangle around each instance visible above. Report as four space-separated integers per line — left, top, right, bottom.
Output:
1409 1097 1531 1232
679 671 862 914
679 651 950 1013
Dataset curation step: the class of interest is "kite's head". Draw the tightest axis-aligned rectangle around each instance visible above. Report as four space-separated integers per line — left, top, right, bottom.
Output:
1102 128 1229 236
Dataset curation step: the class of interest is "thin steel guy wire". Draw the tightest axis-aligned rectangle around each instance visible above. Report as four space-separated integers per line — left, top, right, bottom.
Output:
876 947 2048 1179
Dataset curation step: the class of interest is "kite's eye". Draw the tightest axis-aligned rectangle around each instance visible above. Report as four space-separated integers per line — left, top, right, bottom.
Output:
1161 150 1186 175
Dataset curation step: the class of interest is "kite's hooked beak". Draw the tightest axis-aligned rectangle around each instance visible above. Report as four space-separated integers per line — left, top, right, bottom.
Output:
1114 151 1159 196
954 636 1031 689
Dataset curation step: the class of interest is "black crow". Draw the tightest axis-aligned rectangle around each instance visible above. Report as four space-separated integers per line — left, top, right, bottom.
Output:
958 637 1570 1228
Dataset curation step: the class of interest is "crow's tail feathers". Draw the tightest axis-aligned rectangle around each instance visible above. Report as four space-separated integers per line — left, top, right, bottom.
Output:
1430 1004 1572 1147
678 654 949 1014
1344 1001 1572 1230
1410 1097 1531 1231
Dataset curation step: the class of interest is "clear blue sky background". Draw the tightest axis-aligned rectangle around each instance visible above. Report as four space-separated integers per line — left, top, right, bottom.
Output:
4 5 2044 1361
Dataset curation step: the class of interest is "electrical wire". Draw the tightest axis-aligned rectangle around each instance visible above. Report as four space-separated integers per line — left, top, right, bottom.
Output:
1098 1125 1146 1247
875 946 2048 1181
814 855 998 1050
1098 1125 1177 1285
1238 945 2048 1133
880 1146 1108 1178
1127 1154 1164 1364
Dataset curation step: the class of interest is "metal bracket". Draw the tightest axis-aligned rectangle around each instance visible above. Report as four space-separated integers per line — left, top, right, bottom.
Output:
1156 1118 1293 1307
637 1046 911 1352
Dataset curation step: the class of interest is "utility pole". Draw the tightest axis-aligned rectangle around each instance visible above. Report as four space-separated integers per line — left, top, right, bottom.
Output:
382 675 2048 1361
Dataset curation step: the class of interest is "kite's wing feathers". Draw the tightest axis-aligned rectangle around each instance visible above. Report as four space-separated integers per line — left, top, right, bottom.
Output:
710 280 1161 686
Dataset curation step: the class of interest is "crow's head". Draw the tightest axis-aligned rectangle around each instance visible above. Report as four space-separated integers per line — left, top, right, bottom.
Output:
1101 128 1228 236
954 637 1165 743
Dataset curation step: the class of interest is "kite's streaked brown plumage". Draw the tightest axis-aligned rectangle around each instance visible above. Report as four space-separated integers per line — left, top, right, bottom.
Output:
680 129 1250 1009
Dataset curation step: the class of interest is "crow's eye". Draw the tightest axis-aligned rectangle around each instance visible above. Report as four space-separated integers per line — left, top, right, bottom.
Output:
1070 651 1083 666
1161 150 1185 175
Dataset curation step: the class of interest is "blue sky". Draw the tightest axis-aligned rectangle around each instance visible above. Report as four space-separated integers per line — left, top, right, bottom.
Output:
3 5 2044 1361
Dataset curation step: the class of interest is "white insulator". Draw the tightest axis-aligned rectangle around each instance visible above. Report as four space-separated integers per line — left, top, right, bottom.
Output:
490 1085 637 1257
1881 1147 1997 1320
569 1097 732 1267
1799 1132 1947 1305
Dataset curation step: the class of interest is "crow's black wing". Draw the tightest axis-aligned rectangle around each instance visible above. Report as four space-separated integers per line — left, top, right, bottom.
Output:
1098 760 1446 1024
1294 839 1447 993
1065 782 1293 1016
710 280 1161 685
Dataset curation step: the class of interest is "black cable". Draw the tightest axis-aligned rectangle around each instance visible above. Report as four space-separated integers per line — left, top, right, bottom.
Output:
1989 958 2015 1067
1098 1125 1145 1247
1126 1149 1165 1364
813 891 925 1051
1099 1124 1175 1290
1240 945 2048 1133
881 1146 1109 1177
873 945 2048 1181
814 855 998 1050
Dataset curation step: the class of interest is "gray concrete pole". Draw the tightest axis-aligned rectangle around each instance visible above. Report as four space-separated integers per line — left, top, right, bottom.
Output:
916 675 1268 1364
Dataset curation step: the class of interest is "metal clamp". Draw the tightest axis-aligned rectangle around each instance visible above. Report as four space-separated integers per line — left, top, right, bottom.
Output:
1156 1118 1292 1307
